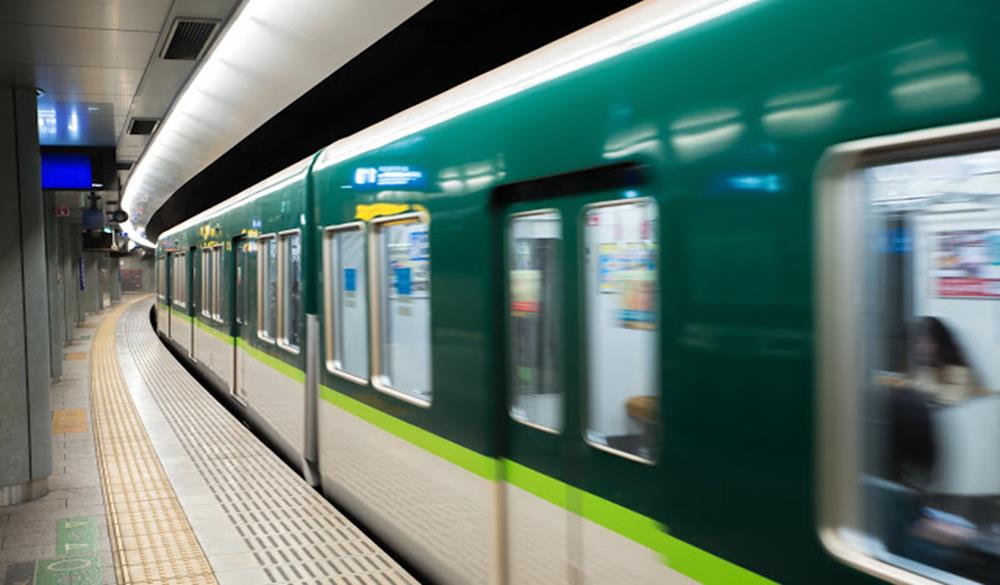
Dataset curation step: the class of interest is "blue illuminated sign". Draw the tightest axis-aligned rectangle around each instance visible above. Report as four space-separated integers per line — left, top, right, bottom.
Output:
352 165 426 189
41 153 93 189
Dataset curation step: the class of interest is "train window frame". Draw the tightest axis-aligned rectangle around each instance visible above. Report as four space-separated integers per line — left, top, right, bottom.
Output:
323 222 369 385
256 234 277 344
817 118 1000 585
157 255 166 301
211 244 225 324
369 211 433 408
581 197 660 466
200 246 213 320
277 229 302 355
506 208 563 435
172 252 187 309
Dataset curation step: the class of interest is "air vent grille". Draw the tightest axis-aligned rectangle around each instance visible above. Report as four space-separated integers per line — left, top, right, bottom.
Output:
116 161 134 171
128 119 159 136
162 19 217 61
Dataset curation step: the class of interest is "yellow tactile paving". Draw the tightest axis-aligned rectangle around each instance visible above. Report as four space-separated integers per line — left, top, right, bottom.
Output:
89 298 219 585
52 407 88 433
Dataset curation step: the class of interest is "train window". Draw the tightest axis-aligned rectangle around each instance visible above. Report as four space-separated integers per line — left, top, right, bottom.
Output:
257 235 277 342
508 210 562 432
279 231 301 352
583 199 659 463
371 212 432 405
212 245 225 323
172 253 186 308
324 223 368 382
157 256 166 300
820 135 1000 584
201 247 214 319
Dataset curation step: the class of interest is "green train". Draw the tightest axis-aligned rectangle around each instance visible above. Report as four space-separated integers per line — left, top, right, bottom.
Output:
155 0 1000 582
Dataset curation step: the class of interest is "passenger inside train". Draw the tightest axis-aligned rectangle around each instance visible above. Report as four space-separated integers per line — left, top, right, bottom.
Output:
861 150 1000 583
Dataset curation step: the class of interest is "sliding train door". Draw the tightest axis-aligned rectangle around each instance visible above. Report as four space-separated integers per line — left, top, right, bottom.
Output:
502 202 573 585
501 179 668 584
233 235 250 403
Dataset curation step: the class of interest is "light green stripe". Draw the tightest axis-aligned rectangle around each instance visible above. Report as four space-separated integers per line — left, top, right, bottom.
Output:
169 306 193 323
502 459 568 509
237 337 305 383
503 458 775 584
319 385 498 481
194 317 232 345
238 353 773 583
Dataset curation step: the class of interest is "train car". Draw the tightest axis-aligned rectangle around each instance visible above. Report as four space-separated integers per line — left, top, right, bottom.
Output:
156 0 1000 583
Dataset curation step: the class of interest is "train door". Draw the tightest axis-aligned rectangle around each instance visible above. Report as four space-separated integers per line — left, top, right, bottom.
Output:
233 235 250 403
188 247 196 354
165 251 173 338
502 201 575 585
501 176 667 584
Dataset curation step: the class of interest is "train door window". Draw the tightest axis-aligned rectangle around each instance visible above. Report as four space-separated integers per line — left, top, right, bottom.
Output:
257 235 277 342
172 253 186 308
508 210 562 431
583 199 659 462
157 256 166 300
278 231 301 352
201 247 214 319
820 134 1000 584
324 223 368 382
212 245 225 323
371 212 431 405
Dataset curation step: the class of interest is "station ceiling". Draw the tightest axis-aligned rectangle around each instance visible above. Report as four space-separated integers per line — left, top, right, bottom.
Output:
0 0 640 242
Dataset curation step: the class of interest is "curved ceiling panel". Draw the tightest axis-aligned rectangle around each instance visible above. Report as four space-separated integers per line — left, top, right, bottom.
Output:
121 0 430 245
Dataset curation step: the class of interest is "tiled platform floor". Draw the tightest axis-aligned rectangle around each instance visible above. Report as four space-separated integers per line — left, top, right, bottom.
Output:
1 294 417 585
0 312 118 585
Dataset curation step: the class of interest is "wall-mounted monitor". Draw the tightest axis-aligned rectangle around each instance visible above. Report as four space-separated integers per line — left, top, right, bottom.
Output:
40 147 116 191
41 153 93 189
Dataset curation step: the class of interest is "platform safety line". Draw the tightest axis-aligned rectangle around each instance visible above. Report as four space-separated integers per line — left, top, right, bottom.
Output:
89 297 219 585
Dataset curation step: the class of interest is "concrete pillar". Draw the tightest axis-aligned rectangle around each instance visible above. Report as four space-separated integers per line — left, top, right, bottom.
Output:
59 219 77 338
0 85 52 504
71 221 85 324
43 191 63 380
84 251 100 313
109 256 122 303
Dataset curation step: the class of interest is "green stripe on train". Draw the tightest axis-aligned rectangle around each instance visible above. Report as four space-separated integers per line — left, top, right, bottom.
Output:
319 385 498 480
168 306 193 323
502 459 776 584
319 385 774 585
194 317 233 346
232 353 776 584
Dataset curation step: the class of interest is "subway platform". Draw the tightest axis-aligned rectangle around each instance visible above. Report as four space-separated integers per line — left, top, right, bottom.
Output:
0 294 417 585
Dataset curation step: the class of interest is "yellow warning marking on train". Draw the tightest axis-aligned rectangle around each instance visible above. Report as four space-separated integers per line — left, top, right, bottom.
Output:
52 408 88 434
355 202 411 221
90 297 218 585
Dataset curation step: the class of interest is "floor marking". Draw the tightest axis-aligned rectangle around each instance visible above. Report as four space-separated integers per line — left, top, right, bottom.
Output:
56 517 99 557
90 298 218 585
26 517 103 585
51 409 88 434
63 352 87 361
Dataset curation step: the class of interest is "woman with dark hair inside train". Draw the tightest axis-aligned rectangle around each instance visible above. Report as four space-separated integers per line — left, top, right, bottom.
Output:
909 316 987 405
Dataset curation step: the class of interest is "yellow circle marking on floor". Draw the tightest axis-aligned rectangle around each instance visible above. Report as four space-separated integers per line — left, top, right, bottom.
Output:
90 297 219 585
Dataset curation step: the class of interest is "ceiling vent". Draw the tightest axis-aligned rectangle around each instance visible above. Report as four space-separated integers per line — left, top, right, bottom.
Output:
161 19 218 61
128 118 159 136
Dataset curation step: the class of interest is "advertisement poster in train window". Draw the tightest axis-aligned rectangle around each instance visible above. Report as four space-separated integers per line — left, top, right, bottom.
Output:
934 229 1000 298
387 224 429 299
510 269 541 317
597 242 656 329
